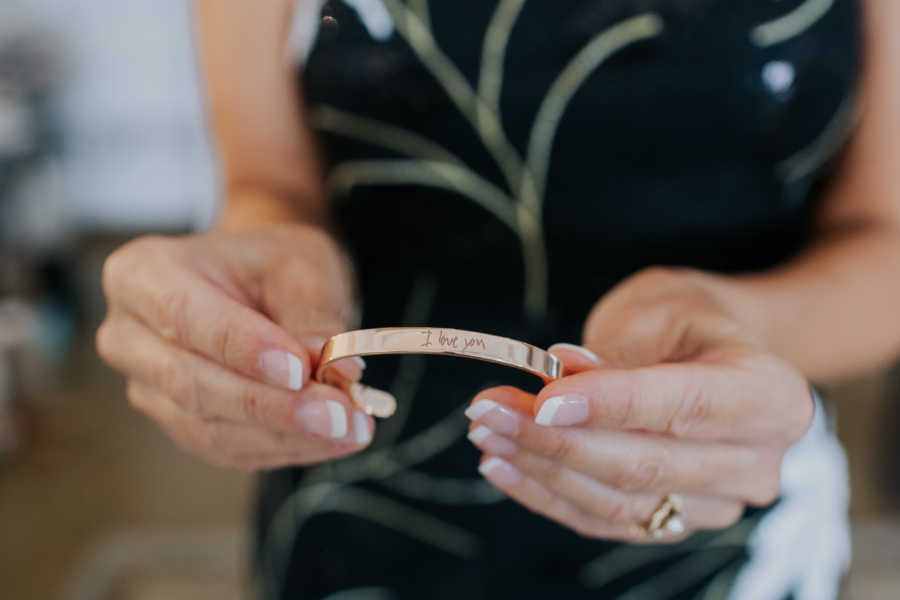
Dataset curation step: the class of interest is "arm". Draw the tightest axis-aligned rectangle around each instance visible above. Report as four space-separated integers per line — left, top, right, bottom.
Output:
97 2 376 471
193 0 328 230
463 0 900 543
714 0 900 383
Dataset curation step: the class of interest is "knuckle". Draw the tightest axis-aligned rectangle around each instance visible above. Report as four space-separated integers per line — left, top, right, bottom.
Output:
716 503 745 529
785 381 815 441
101 249 130 299
543 432 575 462
307 227 337 256
156 287 190 343
668 381 711 438
102 235 168 296
210 319 233 365
590 379 635 429
299 225 342 263
239 386 264 424
601 496 632 525
125 381 146 412
95 319 115 363
541 463 571 492
613 453 665 494
612 383 636 429
747 472 781 506
159 356 199 415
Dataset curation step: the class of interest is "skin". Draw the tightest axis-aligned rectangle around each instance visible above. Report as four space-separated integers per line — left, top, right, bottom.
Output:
97 0 900 541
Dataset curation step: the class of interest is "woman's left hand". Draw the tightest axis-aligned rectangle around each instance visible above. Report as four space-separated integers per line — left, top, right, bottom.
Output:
465 267 815 542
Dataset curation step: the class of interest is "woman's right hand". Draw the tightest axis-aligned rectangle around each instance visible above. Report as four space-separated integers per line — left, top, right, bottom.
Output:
96 224 374 471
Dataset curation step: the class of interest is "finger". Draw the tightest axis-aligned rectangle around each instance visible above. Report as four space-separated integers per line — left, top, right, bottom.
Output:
547 343 604 376
476 455 652 543
99 313 368 436
532 359 811 443
126 380 373 469
257 234 357 344
324 356 367 384
105 245 322 391
465 387 778 504
474 439 744 532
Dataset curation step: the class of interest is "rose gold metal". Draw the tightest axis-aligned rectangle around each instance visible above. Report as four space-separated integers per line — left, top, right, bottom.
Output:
316 327 562 387
630 493 686 539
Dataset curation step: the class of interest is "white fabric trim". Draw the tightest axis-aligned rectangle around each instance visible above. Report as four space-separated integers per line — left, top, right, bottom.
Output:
729 394 851 600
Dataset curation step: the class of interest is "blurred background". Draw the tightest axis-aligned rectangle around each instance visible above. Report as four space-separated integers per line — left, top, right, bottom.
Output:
0 1 898 599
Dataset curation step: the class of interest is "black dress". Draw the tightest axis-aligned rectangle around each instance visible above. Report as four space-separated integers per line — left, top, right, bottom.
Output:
255 1 860 598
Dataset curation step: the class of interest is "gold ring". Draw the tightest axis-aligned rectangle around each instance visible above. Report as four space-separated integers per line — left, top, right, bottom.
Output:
630 493 686 539
316 327 562 417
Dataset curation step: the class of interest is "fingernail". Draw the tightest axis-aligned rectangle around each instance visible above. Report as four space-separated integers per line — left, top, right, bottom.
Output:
468 425 517 455
465 399 498 420
353 411 372 445
329 357 364 382
295 400 347 438
465 399 520 436
259 349 304 390
548 343 602 365
535 395 589 426
478 456 521 486
353 356 366 369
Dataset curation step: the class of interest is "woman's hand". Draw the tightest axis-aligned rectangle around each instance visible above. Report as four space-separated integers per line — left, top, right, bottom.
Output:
465 267 814 542
97 224 374 471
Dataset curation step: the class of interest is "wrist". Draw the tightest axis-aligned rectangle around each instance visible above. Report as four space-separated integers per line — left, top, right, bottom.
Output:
683 269 772 349
216 186 329 233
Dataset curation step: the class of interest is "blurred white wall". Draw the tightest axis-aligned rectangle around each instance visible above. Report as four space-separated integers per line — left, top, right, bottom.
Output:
3 0 219 231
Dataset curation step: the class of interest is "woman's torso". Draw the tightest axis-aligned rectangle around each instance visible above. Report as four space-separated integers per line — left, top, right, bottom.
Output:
254 1 860 598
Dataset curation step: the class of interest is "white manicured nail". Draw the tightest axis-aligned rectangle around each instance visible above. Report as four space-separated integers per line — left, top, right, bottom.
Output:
353 411 371 445
548 343 601 364
468 425 517 455
296 399 347 438
535 395 589 426
259 349 305 390
465 399 499 420
468 425 493 444
327 400 347 437
353 356 367 369
478 456 520 485
479 456 506 475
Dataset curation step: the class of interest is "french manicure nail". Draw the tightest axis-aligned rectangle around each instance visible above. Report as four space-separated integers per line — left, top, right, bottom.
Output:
468 425 517 455
465 399 520 436
329 357 364 382
478 456 521 486
296 400 347 438
535 395 589 426
353 411 372 445
465 399 498 420
259 349 304 390
548 343 602 365
468 425 493 444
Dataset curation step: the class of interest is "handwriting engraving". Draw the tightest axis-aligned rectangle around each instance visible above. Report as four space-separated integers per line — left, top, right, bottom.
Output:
420 329 487 354
463 336 487 352
439 330 458 348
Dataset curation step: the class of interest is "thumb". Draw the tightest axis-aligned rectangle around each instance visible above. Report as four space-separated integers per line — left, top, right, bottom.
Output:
547 343 605 377
261 252 360 381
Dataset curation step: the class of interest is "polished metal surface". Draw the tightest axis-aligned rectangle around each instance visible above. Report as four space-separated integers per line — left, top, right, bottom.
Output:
317 327 561 383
